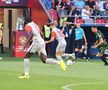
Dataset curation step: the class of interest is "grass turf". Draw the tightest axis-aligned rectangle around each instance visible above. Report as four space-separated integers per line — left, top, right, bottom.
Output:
0 52 108 90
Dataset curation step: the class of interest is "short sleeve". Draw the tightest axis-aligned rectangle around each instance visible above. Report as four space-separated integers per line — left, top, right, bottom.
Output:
51 31 56 38
25 25 32 33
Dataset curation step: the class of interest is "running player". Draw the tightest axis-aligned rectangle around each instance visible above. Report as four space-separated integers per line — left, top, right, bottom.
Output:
45 23 75 69
91 26 108 66
18 17 65 79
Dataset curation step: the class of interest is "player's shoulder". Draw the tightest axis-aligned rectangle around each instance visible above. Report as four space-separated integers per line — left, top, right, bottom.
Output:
97 31 103 37
52 28 56 32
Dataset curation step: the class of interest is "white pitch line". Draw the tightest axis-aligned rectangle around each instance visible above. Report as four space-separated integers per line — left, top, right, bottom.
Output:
62 82 108 90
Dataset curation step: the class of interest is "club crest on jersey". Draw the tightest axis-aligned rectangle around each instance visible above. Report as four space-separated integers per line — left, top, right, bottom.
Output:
19 36 27 46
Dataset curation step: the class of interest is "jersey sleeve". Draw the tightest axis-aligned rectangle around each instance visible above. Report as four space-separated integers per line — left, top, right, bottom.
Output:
51 31 56 38
25 25 32 33
98 33 102 38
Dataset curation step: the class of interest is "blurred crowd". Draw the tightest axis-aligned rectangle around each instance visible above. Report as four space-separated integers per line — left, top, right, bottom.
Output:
43 0 108 24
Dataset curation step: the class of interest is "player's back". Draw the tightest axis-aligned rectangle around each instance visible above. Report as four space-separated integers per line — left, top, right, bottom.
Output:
27 22 45 44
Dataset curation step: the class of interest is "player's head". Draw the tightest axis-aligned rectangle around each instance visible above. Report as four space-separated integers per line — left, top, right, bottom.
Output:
91 26 98 32
46 19 51 25
50 22 56 29
24 17 32 25
75 23 80 28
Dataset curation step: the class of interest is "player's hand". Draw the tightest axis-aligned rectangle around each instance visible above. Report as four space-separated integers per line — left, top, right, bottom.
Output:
45 41 49 44
92 45 97 48
84 45 87 49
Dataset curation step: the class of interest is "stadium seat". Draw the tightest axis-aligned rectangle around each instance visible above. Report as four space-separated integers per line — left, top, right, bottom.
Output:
95 19 105 24
74 19 84 24
105 19 108 24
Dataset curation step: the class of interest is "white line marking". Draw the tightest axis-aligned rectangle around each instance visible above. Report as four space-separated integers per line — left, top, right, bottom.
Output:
62 82 108 90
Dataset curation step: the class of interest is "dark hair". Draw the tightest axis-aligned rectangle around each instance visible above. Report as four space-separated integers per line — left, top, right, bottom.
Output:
50 22 55 26
24 17 32 24
47 19 51 23
91 26 97 28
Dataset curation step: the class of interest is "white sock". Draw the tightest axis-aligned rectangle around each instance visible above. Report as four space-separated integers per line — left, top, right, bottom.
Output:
56 55 63 61
62 53 71 57
46 58 59 64
24 58 30 76
62 53 75 59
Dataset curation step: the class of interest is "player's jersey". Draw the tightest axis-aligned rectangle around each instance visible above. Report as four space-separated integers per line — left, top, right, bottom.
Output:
25 22 44 44
51 27 64 42
96 30 107 46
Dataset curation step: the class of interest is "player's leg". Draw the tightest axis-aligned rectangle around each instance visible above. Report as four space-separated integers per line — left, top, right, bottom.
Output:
38 43 59 65
56 40 66 61
61 53 75 60
60 40 75 60
18 42 34 79
56 41 67 71
79 49 88 61
39 52 59 64
99 46 108 66
18 52 33 79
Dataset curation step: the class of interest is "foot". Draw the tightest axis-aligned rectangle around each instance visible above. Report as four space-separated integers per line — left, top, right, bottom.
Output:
71 53 76 60
104 64 108 66
59 59 67 71
18 75 30 79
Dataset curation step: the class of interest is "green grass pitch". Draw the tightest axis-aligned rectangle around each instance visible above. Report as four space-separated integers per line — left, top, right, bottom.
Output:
0 53 108 90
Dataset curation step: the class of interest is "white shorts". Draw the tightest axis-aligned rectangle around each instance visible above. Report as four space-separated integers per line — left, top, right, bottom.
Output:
27 40 47 56
56 39 67 53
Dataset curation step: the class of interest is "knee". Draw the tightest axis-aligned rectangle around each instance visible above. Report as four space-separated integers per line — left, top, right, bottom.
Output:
41 60 46 63
40 53 47 63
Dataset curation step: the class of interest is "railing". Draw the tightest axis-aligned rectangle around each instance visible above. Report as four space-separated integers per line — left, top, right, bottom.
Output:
61 15 108 26
38 0 53 22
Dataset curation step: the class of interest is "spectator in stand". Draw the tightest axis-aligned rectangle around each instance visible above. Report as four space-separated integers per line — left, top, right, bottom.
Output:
55 0 64 8
95 0 105 11
92 5 102 19
68 5 80 23
74 0 85 12
84 0 88 4
103 1 108 11
59 10 68 27
44 0 52 10
51 0 56 9
64 0 74 13
85 0 95 9
56 5 67 19
81 5 94 24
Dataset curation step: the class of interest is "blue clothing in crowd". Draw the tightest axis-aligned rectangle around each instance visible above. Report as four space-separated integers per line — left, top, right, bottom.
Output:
44 0 52 9
75 27 84 40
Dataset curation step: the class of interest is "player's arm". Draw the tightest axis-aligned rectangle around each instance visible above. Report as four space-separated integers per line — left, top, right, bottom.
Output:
83 32 87 45
23 25 33 50
45 37 55 44
45 31 56 44
93 37 104 48
94 40 99 46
